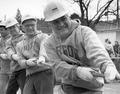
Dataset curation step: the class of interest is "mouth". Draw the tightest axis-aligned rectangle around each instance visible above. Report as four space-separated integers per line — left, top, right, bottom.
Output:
57 25 68 31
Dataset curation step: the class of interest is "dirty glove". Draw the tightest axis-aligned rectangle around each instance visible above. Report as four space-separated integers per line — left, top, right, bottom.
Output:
26 58 37 66
11 54 20 61
104 65 120 83
76 67 104 90
36 56 51 68
0 54 8 59
37 56 45 65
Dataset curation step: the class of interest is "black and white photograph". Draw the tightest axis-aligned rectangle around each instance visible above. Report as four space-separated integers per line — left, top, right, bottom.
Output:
0 0 120 94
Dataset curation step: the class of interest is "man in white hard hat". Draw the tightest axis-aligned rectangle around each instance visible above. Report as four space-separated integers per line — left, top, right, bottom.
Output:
43 1 120 94
0 21 11 94
5 18 26 94
13 14 54 94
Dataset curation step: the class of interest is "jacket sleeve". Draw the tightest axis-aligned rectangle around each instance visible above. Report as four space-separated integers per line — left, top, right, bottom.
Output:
42 39 78 83
15 42 29 68
80 26 115 73
5 39 15 59
39 33 49 58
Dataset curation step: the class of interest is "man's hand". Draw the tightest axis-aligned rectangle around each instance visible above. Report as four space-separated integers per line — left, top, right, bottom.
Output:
11 54 20 61
77 67 104 85
77 67 94 81
0 54 8 59
26 58 37 66
104 65 120 83
37 56 45 66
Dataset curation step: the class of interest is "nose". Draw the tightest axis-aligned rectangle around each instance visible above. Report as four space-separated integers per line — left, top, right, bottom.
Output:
58 21 64 27
29 26 33 29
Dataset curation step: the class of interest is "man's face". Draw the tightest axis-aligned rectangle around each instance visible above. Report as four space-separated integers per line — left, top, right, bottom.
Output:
49 15 71 36
22 19 37 36
0 26 9 37
7 24 19 36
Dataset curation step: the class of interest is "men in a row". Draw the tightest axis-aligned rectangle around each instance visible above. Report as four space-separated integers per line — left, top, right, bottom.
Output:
42 1 120 94
0 1 120 94
0 15 54 94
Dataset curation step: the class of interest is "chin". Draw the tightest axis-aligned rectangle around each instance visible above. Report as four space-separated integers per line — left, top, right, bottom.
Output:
60 30 69 36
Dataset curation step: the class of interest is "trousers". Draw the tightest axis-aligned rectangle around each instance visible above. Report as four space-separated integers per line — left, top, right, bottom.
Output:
6 69 26 94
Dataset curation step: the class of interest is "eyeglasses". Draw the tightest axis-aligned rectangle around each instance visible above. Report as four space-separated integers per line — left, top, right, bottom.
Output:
51 16 67 25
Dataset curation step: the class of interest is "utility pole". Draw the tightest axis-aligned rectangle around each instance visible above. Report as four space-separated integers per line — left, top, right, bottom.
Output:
117 0 119 28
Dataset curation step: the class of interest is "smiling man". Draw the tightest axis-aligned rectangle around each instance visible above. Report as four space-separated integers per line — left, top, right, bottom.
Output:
14 15 54 94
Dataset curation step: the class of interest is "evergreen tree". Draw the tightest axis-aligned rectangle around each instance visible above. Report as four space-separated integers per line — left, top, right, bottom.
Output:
15 8 22 24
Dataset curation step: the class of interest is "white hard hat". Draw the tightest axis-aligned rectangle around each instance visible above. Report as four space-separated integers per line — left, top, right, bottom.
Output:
6 18 18 28
0 21 6 27
21 15 36 24
44 1 68 22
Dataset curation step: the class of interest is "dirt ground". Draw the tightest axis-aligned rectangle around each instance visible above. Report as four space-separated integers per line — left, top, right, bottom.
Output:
16 82 120 94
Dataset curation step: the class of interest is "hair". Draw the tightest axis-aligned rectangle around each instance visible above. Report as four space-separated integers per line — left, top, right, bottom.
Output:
70 13 80 20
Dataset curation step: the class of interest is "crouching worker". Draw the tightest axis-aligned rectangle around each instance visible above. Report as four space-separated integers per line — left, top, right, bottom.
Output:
43 1 120 94
11 15 54 94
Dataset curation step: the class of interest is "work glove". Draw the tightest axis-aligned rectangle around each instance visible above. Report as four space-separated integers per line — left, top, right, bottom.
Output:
37 56 45 65
26 58 37 66
36 56 51 68
11 54 21 61
0 54 8 59
76 67 104 90
104 65 120 83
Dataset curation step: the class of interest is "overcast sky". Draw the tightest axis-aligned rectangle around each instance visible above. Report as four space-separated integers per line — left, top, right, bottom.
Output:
0 0 117 21
0 0 81 20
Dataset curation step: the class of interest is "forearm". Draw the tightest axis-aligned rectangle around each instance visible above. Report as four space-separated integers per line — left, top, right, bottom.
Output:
0 53 9 60
53 61 78 83
10 53 29 68
6 48 15 59
18 57 39 68
18 59 29 68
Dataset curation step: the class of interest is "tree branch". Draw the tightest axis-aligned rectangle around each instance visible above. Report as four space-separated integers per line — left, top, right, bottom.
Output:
90 0 114 24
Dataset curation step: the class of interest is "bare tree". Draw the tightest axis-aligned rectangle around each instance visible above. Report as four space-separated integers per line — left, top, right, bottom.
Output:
72 0 115 28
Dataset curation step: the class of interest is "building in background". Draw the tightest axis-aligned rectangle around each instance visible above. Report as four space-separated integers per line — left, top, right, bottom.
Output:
95 20 120 45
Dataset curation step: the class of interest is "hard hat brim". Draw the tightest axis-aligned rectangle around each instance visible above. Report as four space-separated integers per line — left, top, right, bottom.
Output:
6 23 17 28
0 25 5 27
22 15 36 24
0 22 6 27
6 18 18 28
45 10 68 22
